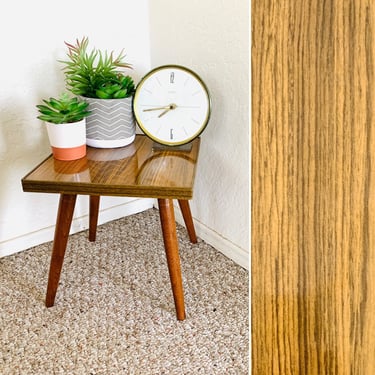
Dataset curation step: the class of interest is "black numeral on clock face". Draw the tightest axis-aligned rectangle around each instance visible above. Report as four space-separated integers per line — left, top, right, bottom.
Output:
170 129 174 140
170 72 175 84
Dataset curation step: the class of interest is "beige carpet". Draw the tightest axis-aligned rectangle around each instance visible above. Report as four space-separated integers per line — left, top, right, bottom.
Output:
0 208 249 374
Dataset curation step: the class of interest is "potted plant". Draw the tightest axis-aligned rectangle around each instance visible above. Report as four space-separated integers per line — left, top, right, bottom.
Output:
36 93 90 160
60 37 136 148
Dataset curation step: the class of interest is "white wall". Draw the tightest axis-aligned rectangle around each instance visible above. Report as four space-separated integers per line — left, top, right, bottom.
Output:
0 1 153 257
149 0 250 269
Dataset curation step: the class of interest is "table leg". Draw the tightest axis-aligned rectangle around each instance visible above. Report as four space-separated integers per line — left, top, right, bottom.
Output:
89 195 100 242
46 194 77 307
178 200 197 243
158 198 186 320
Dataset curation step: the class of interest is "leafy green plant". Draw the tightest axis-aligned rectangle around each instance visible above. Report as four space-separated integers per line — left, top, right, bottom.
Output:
36 93 90 124
60 37 135 99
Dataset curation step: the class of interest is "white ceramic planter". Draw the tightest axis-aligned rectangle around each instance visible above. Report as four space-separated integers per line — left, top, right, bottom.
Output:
83 96 136 148
45 119 86 160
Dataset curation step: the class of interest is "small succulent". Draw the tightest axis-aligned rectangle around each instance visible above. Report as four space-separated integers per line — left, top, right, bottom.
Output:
60 37 135 99
36 93 90 124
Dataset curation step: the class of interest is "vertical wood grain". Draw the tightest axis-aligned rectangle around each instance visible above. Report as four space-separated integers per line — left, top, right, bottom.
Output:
252 1 375 374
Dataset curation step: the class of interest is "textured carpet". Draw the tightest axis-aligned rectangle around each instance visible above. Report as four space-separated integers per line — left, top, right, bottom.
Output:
0 208 249 374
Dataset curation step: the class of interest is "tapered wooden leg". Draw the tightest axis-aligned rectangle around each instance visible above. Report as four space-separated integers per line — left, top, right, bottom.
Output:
46 194 77 307
158 198 186 320
89 195 100 242
178 200 197 243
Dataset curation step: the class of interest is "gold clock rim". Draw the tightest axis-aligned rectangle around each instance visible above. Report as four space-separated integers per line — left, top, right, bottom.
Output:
132 64 211 146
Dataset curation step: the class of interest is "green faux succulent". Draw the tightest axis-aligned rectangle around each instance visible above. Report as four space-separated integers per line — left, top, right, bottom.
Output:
60 37 135 99
36 93 90 124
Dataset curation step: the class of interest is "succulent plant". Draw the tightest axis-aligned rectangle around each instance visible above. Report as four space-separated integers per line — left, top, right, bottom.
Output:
36 93 90 124
60 37 135 99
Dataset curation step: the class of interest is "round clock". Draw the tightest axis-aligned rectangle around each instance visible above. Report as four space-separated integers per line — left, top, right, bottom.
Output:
133 65 211 146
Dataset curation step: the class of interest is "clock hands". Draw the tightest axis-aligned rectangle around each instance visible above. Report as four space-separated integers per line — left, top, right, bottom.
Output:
143 103 201 119
158 103 177 118
143 105 173 112
143 103 177 118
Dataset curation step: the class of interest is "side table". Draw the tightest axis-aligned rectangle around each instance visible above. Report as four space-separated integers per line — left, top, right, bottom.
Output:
21 135 200 320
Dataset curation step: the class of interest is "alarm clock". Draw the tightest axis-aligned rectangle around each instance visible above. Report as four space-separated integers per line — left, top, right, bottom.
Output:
133 65 211 147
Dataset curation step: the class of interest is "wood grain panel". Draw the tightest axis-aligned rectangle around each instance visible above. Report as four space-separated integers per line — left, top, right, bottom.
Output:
252 1 375 374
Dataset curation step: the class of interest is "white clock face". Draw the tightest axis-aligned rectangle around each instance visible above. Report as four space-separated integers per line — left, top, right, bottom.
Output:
133 65 211 146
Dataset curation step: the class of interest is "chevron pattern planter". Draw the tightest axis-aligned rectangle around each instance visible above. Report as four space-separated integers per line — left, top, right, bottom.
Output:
83 97 136 148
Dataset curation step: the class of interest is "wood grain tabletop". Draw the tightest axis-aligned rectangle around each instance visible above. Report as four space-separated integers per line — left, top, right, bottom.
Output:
22 135 200 200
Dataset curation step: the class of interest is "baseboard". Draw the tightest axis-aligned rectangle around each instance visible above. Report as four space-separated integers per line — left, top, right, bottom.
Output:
2 198 250 271
0 198 154 258
173 207 249 271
